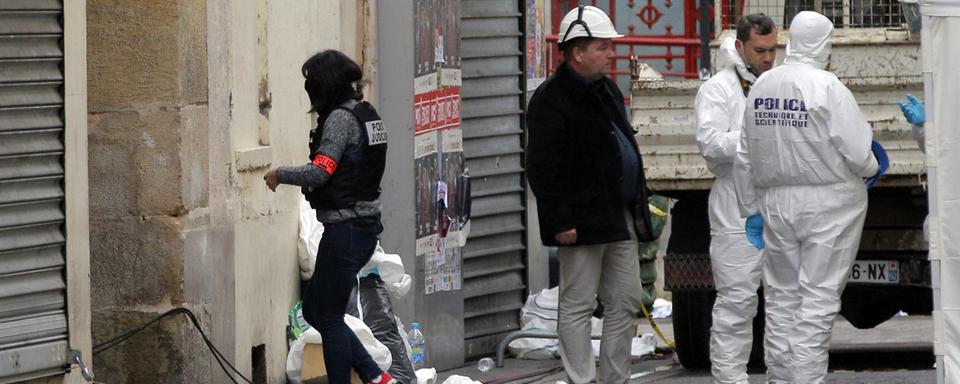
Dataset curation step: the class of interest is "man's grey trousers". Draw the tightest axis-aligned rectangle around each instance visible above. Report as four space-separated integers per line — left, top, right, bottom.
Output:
557 213 642 384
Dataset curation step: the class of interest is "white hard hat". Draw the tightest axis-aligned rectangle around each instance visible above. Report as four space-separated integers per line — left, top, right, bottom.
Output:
557 5 623 44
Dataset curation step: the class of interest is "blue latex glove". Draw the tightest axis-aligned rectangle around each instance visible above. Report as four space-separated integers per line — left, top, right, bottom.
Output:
745 214 765 250
898 94 925 126
865 139 889 189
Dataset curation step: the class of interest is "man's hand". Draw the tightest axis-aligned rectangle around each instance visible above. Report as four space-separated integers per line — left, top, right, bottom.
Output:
554 229 577 245
263 168 279 192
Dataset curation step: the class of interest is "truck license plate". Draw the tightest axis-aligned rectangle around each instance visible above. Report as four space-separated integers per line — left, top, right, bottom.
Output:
849 260 899 283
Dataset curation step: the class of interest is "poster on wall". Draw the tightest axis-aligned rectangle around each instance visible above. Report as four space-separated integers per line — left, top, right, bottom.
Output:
435 87 464 293
414 90 441 260
439 0 461 87
415 0 439 93
415 87 465 294
439 88 466 247
415 0 464 295
526 0 546 90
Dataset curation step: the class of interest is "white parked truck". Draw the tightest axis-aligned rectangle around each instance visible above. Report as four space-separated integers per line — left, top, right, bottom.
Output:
631 25 928 368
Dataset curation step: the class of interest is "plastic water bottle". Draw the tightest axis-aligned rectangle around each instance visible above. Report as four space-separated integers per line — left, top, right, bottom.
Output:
408 322 425 370
477 357 495 372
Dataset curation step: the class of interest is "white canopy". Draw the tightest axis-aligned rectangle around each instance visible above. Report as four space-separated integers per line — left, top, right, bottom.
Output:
920 1 960 383
922 0 960 16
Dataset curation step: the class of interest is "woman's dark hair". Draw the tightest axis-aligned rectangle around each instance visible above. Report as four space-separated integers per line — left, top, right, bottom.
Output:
301 50 364 117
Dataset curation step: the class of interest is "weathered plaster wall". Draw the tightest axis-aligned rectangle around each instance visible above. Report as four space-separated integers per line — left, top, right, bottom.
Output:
711 28 921 79
228 0 366 381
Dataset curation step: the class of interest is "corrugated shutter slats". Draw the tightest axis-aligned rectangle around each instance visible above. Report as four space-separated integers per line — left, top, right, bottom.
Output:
0 1 70 381
461 0 528 359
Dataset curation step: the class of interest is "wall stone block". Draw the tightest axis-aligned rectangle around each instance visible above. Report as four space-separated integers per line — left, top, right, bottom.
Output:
90 215 186 309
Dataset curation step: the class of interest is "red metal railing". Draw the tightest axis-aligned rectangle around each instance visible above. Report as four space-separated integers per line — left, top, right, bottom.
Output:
720 0 746 29
544 34 701 79
547 0 704 81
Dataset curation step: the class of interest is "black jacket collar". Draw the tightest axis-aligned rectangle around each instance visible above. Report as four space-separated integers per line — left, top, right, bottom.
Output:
554 62 602 100
553 62 632 132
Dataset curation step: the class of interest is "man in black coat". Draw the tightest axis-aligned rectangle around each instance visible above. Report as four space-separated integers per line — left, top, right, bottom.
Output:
525 5 651 384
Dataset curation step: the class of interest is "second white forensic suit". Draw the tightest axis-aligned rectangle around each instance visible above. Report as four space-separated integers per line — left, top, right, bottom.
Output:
694 37 764 384
732 11 880 384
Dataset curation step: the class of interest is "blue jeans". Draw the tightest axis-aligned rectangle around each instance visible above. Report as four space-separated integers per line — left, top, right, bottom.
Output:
302 217 383 383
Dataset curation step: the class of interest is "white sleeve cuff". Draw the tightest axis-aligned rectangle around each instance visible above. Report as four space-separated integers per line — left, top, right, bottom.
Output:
859 151 880 177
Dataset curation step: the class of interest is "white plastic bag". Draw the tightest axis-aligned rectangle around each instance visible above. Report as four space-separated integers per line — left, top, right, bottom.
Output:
345 314 393 370
441 375 482 384
359 243 413 297
509 287 607 359
301 198 413 296
297 198 324 280
632 334 657 358
508 287 607 360
285 314 393 383
651 298 672 319
589 334 654 360
508 287 560 359
415 368 437 384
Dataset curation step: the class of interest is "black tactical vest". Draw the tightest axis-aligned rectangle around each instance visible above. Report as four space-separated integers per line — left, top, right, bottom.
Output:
303 100 387 211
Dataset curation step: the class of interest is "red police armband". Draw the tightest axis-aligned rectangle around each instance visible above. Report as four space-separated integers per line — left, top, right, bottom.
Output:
311 154 338 175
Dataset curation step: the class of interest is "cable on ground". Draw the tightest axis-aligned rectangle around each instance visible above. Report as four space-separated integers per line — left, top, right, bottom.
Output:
640 302 676 350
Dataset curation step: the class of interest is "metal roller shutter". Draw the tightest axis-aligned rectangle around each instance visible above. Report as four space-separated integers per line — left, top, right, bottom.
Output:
460 0 528 358
0 0 70 381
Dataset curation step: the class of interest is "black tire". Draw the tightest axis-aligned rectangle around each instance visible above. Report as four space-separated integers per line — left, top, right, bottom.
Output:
747 289 766 371
667 193 713 369
672 290 714 369
667 191 766 371
673 289 767 371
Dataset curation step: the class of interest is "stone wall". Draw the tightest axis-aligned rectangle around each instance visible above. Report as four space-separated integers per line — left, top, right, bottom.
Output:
87 0 212 382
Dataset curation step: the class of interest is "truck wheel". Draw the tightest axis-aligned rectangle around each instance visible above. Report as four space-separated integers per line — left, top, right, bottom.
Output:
673 289 767 371
747 291 766 371
673 290 714 369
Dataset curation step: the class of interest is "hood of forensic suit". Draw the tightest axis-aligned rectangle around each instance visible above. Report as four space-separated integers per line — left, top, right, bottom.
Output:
720 35 757 83
784 11 833 69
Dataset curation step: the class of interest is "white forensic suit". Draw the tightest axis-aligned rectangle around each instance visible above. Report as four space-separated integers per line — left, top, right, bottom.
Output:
732 11 880 384
694 36 764 384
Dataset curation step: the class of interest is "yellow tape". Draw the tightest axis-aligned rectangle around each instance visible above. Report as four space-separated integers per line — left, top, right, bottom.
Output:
640 300 676 350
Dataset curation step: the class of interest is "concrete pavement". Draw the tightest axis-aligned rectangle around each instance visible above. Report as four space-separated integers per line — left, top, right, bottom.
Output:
437 314 933 383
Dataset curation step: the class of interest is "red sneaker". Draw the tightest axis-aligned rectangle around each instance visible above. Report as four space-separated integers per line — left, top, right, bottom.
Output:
369 372 396 384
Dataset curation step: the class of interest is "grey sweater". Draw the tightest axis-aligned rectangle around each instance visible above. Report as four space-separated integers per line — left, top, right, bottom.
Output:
277 108 381 224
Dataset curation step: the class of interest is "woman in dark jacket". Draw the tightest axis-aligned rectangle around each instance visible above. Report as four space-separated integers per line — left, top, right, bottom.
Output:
263 50 394 384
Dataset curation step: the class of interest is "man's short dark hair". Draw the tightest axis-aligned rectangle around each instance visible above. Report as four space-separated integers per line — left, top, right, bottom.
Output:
559 37 592 62
736 13 776 42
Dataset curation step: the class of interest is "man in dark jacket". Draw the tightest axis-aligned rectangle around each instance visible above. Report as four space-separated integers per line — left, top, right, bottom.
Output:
526 5 650 384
